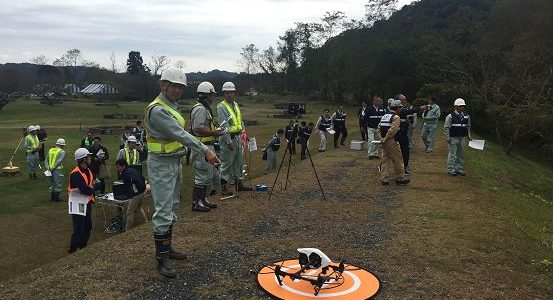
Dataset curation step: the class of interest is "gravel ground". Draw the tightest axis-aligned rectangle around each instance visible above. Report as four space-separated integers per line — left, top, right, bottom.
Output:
132 153 397 299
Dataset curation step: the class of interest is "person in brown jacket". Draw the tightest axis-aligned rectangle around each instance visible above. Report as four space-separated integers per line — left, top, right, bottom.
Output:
378 99 410 185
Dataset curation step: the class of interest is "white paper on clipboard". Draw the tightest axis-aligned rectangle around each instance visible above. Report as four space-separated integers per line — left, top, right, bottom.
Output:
68 201 87 216
468 139 485 150
248 137 258 152
44 170 52 177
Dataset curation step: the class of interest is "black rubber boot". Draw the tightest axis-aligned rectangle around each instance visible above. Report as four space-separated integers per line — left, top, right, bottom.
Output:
167 225 187 259
154 232 177 277
237 180 253 191
192 185 210 212
50 192 55 201
220 179 234 196
202 189 217 209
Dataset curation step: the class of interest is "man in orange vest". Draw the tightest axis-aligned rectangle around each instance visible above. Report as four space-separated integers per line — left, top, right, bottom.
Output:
67 148 95 254
145 67 220 277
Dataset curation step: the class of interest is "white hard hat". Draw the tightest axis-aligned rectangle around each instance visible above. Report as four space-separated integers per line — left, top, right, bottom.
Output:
454 98 466 106
35 125 41 130
390 99 403 108
56 138 66 146
127 135 138 143
28 125 36 132
74 148 91 160
160 67 187 86
222 82 236 92
197 81 216 94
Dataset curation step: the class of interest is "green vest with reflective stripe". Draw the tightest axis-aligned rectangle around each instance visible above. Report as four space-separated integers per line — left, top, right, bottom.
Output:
221 100 243 133
48 147 63 169
145 97 186 154
26 134 39 153
192 102 216 143
125 148 139 165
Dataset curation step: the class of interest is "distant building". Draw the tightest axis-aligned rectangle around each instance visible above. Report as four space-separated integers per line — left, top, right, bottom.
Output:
64 84 80 95
81 83 118 95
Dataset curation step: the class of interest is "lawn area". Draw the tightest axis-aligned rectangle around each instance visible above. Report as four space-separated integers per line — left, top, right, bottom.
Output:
0 96 550 299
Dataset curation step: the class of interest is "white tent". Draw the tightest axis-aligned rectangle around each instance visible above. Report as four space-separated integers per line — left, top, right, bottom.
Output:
81 84 117 95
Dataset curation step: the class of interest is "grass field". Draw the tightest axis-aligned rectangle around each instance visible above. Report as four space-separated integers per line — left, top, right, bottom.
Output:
0 96 551 299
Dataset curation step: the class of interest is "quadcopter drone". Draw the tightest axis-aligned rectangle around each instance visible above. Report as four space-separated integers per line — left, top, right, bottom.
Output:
273 248 346 296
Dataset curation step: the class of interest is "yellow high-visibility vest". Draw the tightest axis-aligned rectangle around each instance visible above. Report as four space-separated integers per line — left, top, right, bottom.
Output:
48 147 64 169
191 102 216 143
26 134 39 153
145 97 185 154
125 148 139 165
220 100 243 133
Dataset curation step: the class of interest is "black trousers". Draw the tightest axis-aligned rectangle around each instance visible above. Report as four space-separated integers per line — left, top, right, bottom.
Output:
398 134 410 169
359 120 368 141
334 126 348 146
38 143 45 162
287 138 297 155
70 203 92 250
300 140 308 159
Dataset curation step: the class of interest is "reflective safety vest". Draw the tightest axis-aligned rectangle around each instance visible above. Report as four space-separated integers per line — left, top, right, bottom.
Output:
449 112 469 137
68 166 95 203
48 147 64 170
145 97 186 154
333 111 346 126
220 100 243 133
83 137 92 147
270 134 281 151
191 102 217 143
26 134 39 153
318 116 332 131
125 148 139 165
379 114 400 141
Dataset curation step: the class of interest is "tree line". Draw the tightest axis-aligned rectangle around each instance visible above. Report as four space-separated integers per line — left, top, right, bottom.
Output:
235 0 552 154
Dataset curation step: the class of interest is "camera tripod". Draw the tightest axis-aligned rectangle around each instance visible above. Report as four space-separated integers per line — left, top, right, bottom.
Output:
267 139 326 201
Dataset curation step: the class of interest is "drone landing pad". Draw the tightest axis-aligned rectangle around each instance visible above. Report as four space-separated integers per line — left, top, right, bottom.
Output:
257 259 380 299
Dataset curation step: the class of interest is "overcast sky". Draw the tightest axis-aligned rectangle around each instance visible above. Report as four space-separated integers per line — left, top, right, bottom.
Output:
0 0 412 72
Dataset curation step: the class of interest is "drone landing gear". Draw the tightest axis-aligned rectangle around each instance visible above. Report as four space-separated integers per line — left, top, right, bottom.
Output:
274 261 346 296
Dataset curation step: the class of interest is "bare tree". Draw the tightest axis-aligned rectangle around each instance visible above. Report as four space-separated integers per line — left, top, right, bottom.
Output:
30 55 49 65
365 0 398 27
174 60 187 70
259 46 279 74
238 44 259 75
109 51 118 73
321 11 346 41
150 55 171 75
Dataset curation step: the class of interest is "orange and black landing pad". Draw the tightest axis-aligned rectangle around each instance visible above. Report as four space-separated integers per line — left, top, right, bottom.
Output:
257 259 381 299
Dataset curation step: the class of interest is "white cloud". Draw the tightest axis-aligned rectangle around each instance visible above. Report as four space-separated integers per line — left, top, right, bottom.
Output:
0 0 413 71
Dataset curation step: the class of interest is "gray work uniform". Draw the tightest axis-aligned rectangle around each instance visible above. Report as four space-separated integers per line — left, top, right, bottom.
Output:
216 100 246 183
444 111 471 174
25 134 40 173
46 148 65 193
264 134 280 172
116 148 141 165
421 103 441 152
191 102 219 195
146 93 208 234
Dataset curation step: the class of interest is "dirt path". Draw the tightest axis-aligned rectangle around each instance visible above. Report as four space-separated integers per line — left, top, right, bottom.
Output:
0 134 550 299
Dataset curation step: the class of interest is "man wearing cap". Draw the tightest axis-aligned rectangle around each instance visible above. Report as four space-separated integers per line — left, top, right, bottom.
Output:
444 98 471 176
46 138 66 202
145 67 219 277
367 96 386 159
422 97 441 153
116 135 141 173
190 81 223 212
217 81 252 195
67 148 95 254
378 100 410 185
397 94 426 174
25 126 40 180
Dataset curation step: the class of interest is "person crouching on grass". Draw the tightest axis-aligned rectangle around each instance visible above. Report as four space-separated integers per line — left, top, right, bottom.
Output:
263 129 284 174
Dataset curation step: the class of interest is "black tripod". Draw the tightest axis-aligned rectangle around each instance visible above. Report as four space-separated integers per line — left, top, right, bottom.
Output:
268 139 326 201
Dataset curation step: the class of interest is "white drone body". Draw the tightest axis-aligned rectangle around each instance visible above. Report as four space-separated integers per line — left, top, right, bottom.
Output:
297 248 332 269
